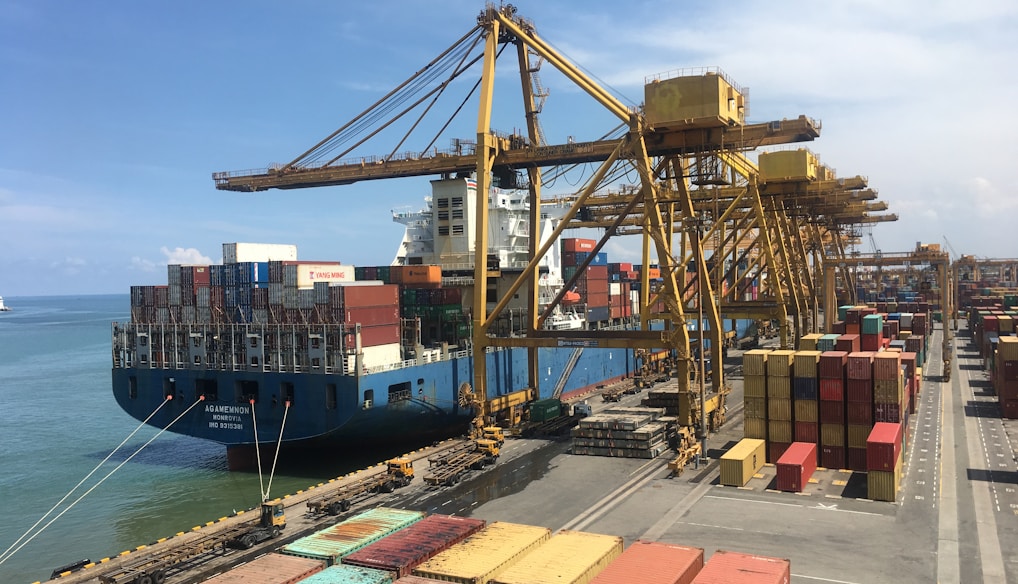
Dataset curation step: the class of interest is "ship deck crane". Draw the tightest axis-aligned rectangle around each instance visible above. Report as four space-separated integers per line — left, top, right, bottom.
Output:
212 4 893 469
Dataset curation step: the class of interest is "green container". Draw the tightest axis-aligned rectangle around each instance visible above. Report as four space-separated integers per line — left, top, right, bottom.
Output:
299 565 393 584
818 333 840 352
838 305 853 321
529 399 563 423
862 314 883 334
281 507 423 566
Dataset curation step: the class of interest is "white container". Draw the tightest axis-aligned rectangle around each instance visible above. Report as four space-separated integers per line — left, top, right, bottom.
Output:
609 282 622 296
223 242 298 264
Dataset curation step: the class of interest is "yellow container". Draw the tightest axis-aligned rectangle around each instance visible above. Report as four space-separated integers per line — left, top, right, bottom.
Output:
847 424 872 448
490 530 622 584
719 438 765 487
742 350 770 377
744 417 767 440
768 420 793 443
744 374 767 398
799 333 823 351
793 351 821 378
766 376 791 399
767 398 792 421
794 399 818 423
999 315 1014 333
766 350 796 377
867 456 903 501
744 396 767 419
644 71 745 129
413 522 551 584
820 423 845 447
999 336 1018 361
758 149 819 183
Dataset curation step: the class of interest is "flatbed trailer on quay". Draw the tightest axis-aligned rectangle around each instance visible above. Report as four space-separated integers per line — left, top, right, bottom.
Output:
37 324 1018 584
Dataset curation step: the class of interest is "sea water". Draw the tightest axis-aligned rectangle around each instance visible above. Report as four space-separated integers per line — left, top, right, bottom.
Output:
0 296 383 583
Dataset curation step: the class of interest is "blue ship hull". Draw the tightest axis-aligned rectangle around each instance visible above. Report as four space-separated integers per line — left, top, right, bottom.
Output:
111 345 635 451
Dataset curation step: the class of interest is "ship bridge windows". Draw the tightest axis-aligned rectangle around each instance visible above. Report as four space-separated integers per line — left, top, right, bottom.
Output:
197 379 218 402
452 225 464 236
438 226 450 236
388 381 412 402
452 209 464 219
235 380 259 404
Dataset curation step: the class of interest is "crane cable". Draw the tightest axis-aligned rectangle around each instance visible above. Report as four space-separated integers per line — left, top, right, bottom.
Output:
0 396 205 565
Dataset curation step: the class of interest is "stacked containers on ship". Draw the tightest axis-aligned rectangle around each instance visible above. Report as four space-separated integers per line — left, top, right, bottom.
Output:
819 350 848 469
791 350 820 464
741 350 769 442
329 283 401 371
867 422 904 501
399 286 466 346
765 350 795 462
995 336 1018 418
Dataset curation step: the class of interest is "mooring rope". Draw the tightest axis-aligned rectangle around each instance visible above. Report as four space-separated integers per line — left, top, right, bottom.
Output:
0 396 205 565
0 396 174 565
263 401 290 500
250 399 266 501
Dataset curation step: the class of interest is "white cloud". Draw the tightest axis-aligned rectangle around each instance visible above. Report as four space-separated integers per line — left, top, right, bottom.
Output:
160 247 213 266
129 257 159 272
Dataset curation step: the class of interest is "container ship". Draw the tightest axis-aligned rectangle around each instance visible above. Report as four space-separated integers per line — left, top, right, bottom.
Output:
111 176 749 468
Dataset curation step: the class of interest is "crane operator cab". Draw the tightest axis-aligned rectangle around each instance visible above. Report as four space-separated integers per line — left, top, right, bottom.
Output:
260 499 286 530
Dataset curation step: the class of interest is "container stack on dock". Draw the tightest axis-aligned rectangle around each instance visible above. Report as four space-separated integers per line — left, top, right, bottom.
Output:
741 349 769 442
791 350 820 462
818 350 847 469
765 349 795 462
994 336 1018 418
571 407 672 458
719 438 766 487
867 422 904 501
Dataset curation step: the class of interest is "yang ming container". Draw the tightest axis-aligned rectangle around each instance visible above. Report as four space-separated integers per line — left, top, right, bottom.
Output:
201 553 324 584
342 514 486 578
692 550 791 584
590 540 703 584
299 564 393 584
281 507 424 565
490 530 623 584
412 521 551 584
719 438 765 487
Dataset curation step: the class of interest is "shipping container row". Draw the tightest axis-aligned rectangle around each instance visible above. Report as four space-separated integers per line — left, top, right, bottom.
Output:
204 505 792 584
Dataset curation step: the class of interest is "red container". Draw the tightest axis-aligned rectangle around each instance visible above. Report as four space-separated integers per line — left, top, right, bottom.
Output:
875 402 903 423
345 305 400 327
768 441 791 463
332 284 400 308
820 445 846 470
818 351 848 379
873 352 902 380
692 550 790 584
1002 360 1018 381
819 378 844 401
819 400 845 424
776 442 817 492
563 238 596 253
794 421 818 444
1002 399 1018 419
861 333 883 351
899 352 917 379
984 315 999 332
846 378 873 403
347 323 400 348
342 514 485 578
202 553 323 584
835 334 860 353
847 447 868 472
867 422 903 471
846 352 874 380
845 308 862 325
590 540 704 584
832 321 846 334
846 401 873 425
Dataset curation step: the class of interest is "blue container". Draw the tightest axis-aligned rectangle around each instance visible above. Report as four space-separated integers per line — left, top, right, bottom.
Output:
587 306 610 322
792 376 818 400
886 312 901 321
590 252 608 266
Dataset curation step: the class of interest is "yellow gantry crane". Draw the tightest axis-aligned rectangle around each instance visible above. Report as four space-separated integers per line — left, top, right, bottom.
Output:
213 4 892 449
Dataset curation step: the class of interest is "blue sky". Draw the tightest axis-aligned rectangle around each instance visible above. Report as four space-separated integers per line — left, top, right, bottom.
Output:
2 0 1016 296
